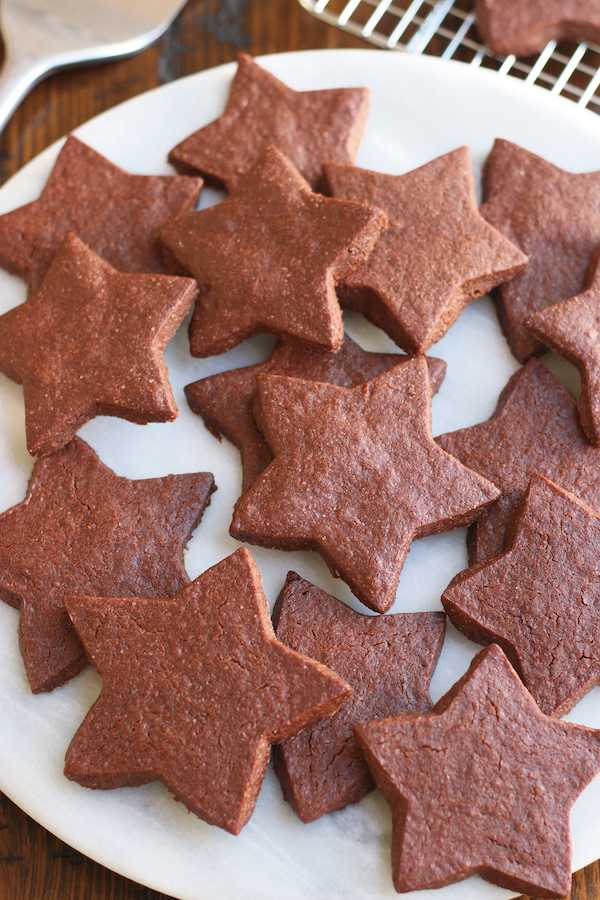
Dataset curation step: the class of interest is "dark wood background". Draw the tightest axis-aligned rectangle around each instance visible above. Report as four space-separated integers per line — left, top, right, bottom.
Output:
0 1 597 898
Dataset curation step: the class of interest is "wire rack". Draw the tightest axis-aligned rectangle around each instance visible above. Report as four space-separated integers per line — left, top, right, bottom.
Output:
298 0 600 113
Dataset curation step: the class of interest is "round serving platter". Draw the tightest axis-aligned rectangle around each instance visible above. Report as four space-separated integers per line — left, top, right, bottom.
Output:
0 48 598 900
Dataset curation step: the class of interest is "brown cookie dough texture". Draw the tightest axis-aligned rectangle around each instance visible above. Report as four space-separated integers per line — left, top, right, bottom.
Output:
355 644 600 898
480 139 600 362
160 146 386 357
64 549 352 835
272 572 445 823
526 254 600 445
185 334 446 495
0 135 202 295
168 53 369 192
0 233 198 457
324 148 527 355
437 359 600 563
0 438 215 693
443 474 600 717
475 0 600 57
230 358 500 614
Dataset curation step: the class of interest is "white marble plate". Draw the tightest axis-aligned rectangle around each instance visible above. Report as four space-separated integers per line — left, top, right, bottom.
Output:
0 48 599 900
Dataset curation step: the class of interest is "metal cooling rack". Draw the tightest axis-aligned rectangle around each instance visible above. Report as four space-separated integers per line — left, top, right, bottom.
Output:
298 0 600 112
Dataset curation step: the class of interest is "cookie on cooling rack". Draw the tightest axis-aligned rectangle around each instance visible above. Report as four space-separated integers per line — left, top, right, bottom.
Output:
475 0 600 58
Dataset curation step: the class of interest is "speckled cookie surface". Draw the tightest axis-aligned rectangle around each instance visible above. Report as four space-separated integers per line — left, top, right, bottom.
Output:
0 135 202 295
230 358 500 614
437 359 600 563
185 335 446 495
324 148 527 355
526 255 600 445
0 233 198 457
160 146 386 357
0 438 215 694
480 139 600 362
475 0 600 57
272 572 445 823
168 53 369 192
443 474 600 717
64 549 352 835
355 644 600 898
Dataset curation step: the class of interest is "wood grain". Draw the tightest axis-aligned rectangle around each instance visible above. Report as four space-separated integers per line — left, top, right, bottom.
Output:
0 1 597 898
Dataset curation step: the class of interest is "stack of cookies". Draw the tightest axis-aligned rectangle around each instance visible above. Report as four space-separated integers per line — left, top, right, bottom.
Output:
1 51 600 900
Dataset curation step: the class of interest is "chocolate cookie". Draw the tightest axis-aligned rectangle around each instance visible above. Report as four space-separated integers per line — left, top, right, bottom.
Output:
475 0 600 58
272 572 445 822
355 644 600 898
0 135 202 295
168 53 369 192
160 146 386 357
480 139 600 362
0 233 198 457
443 474 600 717
324 148 527 355
436 359 600 563
0 438 215 693
185 335 446 495
230 358 500 614
526 253 600 445
64 549 352 835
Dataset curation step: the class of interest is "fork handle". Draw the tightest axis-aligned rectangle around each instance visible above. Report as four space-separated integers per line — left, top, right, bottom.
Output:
0 59 47 136
0 13 52 135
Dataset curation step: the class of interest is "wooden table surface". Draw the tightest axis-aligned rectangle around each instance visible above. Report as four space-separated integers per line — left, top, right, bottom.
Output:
0 1 597 899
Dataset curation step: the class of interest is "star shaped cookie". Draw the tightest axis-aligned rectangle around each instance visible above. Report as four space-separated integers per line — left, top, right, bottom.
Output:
168 53 369 192
355 643 600 897
475 0 600 57
480 139 600 362
272 572 445 822
437 359 600 563
230 358 500 614
64 549 352 835
443 474 600 717
160 146 387 357
0 438 215 693
0 135 202 295
185 335 446 495
526 256 600 444
0 233 198 457
324 148 527 355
